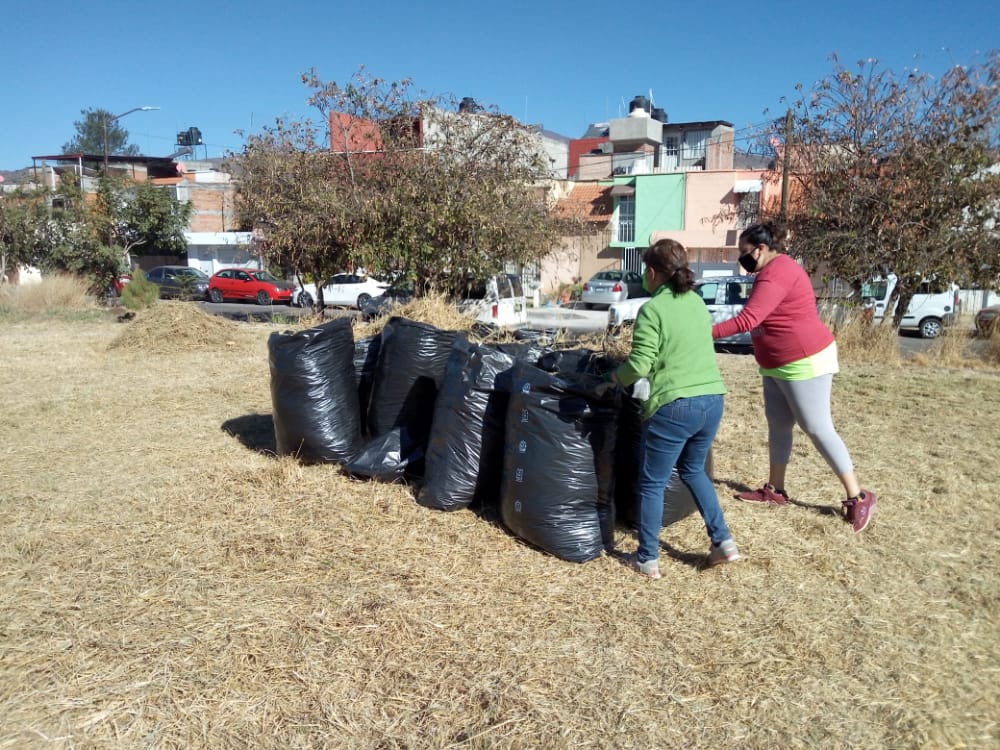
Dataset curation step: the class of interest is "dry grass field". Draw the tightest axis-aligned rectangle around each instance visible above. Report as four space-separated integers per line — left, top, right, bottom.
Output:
2 286 999 749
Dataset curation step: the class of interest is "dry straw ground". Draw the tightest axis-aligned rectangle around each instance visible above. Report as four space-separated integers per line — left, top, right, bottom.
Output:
1 288 999 749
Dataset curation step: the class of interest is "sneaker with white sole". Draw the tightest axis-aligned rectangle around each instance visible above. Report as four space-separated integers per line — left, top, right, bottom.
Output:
707 539 742 567
627 553 661 579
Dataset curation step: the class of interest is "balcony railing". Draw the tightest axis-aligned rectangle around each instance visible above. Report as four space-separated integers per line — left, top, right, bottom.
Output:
651 164 706 174
615 220 635 244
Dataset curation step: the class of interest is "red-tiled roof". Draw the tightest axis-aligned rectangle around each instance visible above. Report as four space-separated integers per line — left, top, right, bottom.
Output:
553 183 612 223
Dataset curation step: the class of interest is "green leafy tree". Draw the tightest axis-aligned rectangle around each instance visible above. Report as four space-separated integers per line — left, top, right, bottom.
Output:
771 52 1000 325
0 187 50 281
2 171 190 295
95 177 192 257
62 108 140 157
36 174 122 292
233 67 560 303
232 117 364 305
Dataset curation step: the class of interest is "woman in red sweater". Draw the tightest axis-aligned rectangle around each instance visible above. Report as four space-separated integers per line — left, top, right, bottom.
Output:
712 222 876 532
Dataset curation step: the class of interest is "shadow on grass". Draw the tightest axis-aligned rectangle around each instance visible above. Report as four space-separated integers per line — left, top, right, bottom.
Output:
222 413 277 456
786 497 841 517
608 543 706 573
720 477 840 517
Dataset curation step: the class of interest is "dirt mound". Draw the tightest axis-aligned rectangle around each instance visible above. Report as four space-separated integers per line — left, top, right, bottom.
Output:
109 301 249 353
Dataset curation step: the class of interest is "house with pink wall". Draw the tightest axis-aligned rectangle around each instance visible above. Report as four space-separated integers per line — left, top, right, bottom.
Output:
649 169 779 272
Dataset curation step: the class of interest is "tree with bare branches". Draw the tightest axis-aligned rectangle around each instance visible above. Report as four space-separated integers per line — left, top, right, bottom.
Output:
769 52 1000 324
232 68 560 302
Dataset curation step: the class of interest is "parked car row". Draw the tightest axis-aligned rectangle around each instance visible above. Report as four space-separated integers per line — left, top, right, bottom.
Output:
361 274 528 329
136 266 529 330
132 263 1000 342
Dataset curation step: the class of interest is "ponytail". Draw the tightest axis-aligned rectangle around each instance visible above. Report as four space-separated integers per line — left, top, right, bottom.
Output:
643 239 696 293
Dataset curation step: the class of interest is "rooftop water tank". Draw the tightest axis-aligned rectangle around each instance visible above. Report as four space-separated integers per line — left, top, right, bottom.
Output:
628 95 651 115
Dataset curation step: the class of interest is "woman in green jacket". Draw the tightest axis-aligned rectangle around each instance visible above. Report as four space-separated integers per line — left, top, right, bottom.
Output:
613 239 739 579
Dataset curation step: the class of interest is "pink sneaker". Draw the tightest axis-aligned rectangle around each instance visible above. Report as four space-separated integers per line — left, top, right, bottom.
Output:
843 490 876 532
735 483 788 506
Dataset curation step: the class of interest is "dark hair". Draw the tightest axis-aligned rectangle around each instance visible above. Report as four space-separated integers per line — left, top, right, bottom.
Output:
739 221 788 252
643 239 695 294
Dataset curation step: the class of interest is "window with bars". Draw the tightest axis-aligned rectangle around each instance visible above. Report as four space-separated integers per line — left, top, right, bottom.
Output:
615 196 635 243
736 192 760 229
660 136 680 169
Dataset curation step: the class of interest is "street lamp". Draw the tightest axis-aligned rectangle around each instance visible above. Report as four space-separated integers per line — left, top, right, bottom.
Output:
102 106 160 174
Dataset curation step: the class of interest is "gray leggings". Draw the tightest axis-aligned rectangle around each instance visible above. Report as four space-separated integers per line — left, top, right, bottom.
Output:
762 374 854 475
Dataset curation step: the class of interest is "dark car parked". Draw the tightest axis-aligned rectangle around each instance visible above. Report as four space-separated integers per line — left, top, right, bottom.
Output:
144 265 210 300
360 279 415 321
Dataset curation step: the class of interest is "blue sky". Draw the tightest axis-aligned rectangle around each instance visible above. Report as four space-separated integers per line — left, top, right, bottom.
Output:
3 0 997 170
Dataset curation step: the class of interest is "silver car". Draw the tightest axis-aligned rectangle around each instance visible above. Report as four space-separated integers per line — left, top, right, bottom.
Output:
581 269 647 309
692 276 755 346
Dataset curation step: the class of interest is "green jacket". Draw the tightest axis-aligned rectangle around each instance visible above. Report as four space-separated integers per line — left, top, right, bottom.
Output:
614 285 726 420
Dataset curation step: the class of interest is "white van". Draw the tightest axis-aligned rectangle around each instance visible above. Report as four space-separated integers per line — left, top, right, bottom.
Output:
861 275 959 338
458 273 528 329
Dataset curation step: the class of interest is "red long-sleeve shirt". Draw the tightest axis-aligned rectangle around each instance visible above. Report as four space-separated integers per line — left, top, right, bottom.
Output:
712 254 834 369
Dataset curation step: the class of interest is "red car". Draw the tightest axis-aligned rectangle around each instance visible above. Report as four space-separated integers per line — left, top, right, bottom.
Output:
207 268 295 305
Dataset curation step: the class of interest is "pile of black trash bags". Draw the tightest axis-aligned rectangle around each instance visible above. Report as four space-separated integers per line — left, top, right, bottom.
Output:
268 317 706 564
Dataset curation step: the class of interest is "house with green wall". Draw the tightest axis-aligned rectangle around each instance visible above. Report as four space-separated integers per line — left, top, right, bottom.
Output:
604 172 686 272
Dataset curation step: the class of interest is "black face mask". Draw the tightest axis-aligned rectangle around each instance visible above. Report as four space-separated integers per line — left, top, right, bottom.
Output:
738 252 758 273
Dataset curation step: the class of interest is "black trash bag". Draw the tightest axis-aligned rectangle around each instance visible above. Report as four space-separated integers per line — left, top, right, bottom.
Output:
347 318 459 481
493 340 550 363
417 340 526 511
268 318 361 464
614 393 712 528
536 347 595 375
345 429 410 484
353 334 382 438
499 360 618 563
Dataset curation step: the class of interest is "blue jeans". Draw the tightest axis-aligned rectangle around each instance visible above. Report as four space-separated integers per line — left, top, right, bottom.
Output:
637 394 730 563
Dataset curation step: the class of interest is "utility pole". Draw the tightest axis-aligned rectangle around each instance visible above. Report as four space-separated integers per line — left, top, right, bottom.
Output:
779 108 792 222
102 106 159 175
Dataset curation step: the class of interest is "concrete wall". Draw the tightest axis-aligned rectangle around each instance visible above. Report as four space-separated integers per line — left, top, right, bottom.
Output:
184 232 257 275
176 165 239 233
540 229 615 297
568 137 609 179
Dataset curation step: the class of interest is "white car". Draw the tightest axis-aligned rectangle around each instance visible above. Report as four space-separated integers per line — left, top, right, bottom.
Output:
607 275 755 347
293 273 389 309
